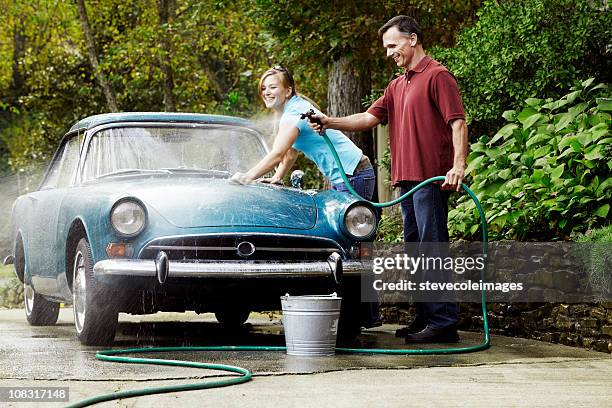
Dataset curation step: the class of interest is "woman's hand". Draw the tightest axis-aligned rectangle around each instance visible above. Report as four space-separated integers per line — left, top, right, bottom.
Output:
259 176 283 185
229 172 255 185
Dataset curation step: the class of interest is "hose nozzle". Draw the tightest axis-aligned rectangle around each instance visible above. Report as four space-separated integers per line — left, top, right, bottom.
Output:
300 109 325 135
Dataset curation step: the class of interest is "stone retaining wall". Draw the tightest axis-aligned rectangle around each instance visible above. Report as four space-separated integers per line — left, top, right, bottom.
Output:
379 240 611 353
381 302 612 354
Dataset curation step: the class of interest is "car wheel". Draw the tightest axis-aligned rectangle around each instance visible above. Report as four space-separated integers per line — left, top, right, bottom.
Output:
72 238 118 346
24 283 60 326
215 308 250 328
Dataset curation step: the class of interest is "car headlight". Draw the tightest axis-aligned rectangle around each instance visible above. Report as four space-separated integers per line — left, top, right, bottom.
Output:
110 199 147 237
343 204 377 240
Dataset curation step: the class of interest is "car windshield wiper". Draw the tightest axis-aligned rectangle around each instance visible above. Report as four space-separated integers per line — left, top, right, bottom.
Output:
96 168 172 179
160 168 232 177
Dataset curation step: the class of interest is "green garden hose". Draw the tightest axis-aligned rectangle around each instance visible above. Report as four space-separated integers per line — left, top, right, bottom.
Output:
67 133 490 408
314 133 490 356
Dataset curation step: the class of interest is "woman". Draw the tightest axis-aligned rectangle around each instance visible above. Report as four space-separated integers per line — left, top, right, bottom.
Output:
230 66 375 200
230 66 380 328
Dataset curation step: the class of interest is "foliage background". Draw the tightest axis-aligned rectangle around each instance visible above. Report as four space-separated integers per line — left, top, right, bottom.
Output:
432 0 611 136
450 80 611 241
0 0 610 247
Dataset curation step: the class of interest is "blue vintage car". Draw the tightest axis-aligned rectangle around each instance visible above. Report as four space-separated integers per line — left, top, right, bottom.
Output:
7 113 378 345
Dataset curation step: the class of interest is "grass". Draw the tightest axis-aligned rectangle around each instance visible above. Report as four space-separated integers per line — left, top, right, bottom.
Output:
574 224 612 301
576 224 612 243
0 264 21 308
0 264 14 279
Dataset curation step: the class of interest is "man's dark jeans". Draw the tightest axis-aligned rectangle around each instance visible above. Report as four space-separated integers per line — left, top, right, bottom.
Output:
399 181 457 329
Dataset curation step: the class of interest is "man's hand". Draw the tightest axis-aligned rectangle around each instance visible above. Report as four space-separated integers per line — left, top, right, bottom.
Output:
229 172 255 185
442 164 466 192
306 112 329 134
445 119 468 192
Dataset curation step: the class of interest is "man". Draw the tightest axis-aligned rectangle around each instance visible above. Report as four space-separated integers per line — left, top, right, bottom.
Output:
309 15 468 343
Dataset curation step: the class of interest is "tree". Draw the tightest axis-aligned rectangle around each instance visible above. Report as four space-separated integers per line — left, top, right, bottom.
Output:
0 0 94 171
9 21 26 106
0 0 271 171
75 0 119 112
157 0 177 112
252 0 482 161
0 0 482 176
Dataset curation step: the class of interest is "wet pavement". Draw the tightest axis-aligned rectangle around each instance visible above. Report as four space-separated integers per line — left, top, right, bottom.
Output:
1 308 611 407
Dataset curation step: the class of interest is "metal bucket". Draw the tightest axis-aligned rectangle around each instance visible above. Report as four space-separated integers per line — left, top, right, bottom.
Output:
280 293 342 356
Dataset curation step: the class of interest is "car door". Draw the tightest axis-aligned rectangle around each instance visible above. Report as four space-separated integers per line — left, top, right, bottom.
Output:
27 132 82 296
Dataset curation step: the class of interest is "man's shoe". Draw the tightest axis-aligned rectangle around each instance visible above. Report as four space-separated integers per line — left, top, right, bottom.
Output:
362 318 383 329
394 318 426 337
403 325 460 344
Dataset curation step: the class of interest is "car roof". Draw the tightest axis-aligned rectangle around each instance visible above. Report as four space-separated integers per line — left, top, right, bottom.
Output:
69 112 254 133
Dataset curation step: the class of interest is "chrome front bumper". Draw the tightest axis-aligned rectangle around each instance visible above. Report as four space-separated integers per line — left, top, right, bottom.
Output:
93 252 364 284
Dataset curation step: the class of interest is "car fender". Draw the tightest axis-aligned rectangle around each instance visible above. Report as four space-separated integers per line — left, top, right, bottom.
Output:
11 195 35 285
312 190 363 246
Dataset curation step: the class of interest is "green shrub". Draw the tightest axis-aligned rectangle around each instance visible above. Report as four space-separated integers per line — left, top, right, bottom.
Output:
433 0 612 136
449 79 611 241
375 211 404 243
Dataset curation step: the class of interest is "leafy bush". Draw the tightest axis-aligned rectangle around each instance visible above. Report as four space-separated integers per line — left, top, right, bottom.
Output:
449 79 611 241
375 211 404 243
433 0 612 136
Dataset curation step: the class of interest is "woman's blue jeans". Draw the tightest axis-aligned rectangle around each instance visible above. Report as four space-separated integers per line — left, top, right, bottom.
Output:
332 167 376 201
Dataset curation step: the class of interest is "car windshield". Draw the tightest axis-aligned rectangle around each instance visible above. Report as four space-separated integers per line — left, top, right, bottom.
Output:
82 125 267 181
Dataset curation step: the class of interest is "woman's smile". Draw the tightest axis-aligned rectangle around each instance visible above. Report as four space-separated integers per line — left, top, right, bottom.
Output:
260 74 291 110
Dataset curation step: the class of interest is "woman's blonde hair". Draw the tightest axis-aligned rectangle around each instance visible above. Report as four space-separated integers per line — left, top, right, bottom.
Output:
258 66 296 97
258 66 320 110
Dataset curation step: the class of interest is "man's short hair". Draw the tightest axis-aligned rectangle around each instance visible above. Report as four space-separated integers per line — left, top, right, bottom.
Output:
378 15 423 45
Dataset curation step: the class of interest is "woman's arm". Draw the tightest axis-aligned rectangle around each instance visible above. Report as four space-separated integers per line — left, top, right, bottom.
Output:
230 119 299 184
261 148 299 183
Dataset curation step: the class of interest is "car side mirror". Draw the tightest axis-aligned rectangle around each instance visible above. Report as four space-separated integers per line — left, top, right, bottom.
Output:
290 170 304 189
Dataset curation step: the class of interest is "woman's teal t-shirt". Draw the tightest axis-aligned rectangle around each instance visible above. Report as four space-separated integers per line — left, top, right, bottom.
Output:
282 95 362 184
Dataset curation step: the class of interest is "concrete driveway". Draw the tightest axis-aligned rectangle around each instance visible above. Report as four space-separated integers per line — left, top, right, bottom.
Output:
0 308 610 407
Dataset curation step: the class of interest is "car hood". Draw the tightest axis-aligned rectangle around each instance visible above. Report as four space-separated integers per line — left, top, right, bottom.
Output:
114 177 317 229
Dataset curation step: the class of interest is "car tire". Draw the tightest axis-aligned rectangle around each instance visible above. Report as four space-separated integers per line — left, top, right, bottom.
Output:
72 238 118 346
215 308 250 328
24 283 60 326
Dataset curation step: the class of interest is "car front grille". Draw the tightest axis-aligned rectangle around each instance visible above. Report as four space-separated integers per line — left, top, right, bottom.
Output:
139 234 343 261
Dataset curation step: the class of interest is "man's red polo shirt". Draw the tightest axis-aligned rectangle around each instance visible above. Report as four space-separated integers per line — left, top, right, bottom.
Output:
367 56 465 184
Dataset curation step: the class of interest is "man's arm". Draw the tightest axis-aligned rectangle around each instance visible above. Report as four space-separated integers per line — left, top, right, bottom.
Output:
309 112 380 133
442 118 468 191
